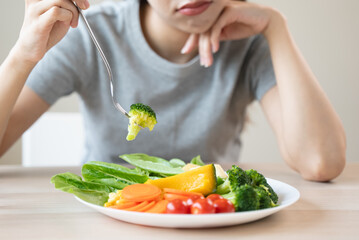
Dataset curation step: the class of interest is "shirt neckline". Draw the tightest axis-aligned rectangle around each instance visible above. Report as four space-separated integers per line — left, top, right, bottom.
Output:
126 0 202 78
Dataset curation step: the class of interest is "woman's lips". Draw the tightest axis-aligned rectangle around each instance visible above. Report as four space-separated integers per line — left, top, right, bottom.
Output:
177 1 212 16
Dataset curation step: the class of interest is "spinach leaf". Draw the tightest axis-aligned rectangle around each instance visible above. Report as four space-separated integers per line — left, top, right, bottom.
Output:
169 158 186 168
51 172 114 206
82 161 148 189
121 153 172 166
120 153 184 176
190 155 205 166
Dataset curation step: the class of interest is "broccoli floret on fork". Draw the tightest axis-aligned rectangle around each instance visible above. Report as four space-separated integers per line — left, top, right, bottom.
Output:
126 103 157 141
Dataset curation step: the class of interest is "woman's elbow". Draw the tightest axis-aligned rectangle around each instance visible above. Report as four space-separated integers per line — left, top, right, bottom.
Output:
299 150 346 182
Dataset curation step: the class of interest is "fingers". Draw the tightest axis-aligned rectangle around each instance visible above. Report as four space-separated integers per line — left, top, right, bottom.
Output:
210 11 230 53
199 32 213 67
38 6 73 29
210 24 224 53
181 33 213 67
35 0 82 28
181 34 199 54
26 0 89 10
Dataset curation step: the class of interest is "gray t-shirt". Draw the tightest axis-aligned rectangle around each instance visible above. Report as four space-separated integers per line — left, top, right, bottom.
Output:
26 0 276 164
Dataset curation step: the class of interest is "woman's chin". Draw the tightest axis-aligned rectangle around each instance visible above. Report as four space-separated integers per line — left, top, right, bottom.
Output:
177 21 214 34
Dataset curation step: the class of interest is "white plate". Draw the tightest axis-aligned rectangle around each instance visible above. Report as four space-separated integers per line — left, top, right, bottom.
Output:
75 178 300 228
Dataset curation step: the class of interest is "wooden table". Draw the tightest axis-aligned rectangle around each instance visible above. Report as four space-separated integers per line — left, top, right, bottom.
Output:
0 162 358 240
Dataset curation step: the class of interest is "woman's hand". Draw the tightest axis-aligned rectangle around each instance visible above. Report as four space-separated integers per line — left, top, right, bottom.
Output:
13 0 90 65
181 1 276 67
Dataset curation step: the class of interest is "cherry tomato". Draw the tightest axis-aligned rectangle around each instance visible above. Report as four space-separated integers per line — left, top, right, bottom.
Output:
213 199 235 213
190 198 215 214
206 194 224 203
186 195 205 207
166 199 190 214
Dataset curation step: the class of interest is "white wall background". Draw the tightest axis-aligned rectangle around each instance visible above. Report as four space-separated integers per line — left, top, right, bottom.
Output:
0 0 358 165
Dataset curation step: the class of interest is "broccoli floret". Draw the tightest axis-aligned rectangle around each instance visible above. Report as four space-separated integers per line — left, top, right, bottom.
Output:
254 186 276 209
216 165 250 194
227 165 251 189
222 184 259 211
245 169 278 204
216 165 278 211
126 103 157 141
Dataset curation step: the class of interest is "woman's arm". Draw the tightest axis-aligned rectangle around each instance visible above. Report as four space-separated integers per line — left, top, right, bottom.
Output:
260 12 346 181
182 1 346 181
0 0 88 157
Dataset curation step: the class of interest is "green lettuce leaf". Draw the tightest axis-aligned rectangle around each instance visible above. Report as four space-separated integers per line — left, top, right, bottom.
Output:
51 172 115 206
119 153 184 176
169 158 186 168
190 155 205 166
82 161 148 189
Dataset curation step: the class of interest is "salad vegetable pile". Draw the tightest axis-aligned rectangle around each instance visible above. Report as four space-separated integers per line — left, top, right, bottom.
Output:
51 153 278 214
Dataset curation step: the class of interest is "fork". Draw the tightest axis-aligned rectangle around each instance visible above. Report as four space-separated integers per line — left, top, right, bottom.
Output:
75 4 141 125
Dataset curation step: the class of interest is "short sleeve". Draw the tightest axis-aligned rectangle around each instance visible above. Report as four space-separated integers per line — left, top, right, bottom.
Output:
25 24 94 105
245 35 277 100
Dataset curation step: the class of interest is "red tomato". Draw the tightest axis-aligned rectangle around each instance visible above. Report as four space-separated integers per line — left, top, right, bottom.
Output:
206 194 224 203
166 199 190 214
190 198 215 214
213 199 235 213
186 195 205 207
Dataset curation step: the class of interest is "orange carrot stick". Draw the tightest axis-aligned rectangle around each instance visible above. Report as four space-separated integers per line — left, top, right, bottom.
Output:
109 201 138 209
136 201 156 212
163 193 189 201
122 184 162 202
122 201 150 211
145 200 169 214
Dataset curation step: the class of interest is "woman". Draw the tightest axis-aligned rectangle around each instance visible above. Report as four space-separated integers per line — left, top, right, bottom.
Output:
0 0 346 181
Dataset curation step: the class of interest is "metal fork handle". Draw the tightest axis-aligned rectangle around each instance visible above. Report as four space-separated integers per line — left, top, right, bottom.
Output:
75 5 130 119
